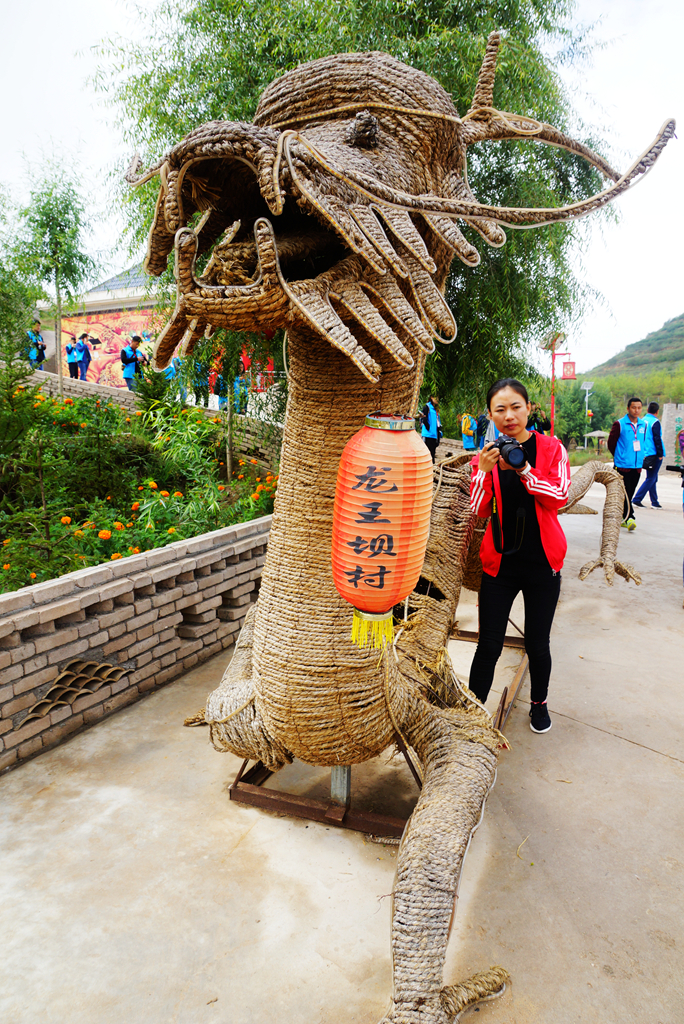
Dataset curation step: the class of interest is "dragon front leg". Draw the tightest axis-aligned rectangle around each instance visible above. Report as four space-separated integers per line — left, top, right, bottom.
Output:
204 604 293 770
560 460 641 586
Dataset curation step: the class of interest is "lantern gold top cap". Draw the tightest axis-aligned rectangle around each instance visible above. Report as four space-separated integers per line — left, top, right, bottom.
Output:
364 413 416 431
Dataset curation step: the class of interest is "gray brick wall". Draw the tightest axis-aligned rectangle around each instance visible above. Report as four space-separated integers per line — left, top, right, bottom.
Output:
0 517 271 773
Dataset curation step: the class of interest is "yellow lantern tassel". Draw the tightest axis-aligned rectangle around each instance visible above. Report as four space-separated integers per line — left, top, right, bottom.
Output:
350 608 394 649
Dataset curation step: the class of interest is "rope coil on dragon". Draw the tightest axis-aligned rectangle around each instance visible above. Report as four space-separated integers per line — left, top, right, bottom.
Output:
129 32 674 1023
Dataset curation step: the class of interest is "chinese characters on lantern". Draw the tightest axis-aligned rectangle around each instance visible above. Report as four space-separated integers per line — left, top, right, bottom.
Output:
342 465 398 591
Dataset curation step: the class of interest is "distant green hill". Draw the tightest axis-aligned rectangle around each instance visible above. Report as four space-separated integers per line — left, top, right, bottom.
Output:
590 313 684 377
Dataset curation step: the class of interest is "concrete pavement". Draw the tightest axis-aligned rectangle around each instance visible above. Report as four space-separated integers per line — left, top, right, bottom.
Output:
0 472 682 1023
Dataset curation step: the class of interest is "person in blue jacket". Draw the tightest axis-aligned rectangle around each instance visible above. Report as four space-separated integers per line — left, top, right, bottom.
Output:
74 333 92 381
607 397 649 530
419 395 442 463
633 402 665 509
65 337 79 379
120 336 146 390
27 319 46 370
461 410 477 451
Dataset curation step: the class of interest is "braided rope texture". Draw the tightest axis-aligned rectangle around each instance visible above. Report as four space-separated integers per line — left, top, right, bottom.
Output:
132 34 663 1021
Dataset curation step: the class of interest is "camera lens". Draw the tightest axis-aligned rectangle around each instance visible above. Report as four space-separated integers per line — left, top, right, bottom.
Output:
506 446 526 468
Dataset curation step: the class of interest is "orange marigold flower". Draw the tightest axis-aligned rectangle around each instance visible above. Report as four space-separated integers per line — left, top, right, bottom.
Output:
111 553 122 560
138 485 144 491
250 458 258 464
135 411 142 416
133 547 140 554
160 490 170 497
64 398 74 405
61 516 72 525
98 529 112 540
33 402 40 408
126 522 133 528
167 527 176 534
149 481 158 489
220 462 224 466
113 522 125 531
2 539 10 546
106 496 112 501
128 546 134 553
256 477 261 482
238 474 244 479
131 502 140 511
173 491 183 498
239 460 245 466
146 523 154 530
250 492 259 501
74 530 84 538
30 572 37 579
2 564 9 570
80 422 87 428
125 417 131 423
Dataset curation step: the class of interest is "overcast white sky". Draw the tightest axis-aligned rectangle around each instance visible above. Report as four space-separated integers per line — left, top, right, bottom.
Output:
1 0 681 373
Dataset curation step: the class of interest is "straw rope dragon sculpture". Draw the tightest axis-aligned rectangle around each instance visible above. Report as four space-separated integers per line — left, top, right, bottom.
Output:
129 33 673 1022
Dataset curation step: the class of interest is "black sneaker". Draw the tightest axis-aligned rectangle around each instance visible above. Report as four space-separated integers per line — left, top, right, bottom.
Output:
632 501 645 508
529 702 552 733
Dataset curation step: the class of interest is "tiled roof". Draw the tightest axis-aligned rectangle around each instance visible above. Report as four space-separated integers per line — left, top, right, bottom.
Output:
87 265 147 293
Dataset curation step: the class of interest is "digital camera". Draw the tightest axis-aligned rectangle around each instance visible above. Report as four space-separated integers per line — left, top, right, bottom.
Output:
491 434 526 469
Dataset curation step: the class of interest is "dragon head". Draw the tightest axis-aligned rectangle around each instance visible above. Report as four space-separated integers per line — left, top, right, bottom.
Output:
130 33 674 383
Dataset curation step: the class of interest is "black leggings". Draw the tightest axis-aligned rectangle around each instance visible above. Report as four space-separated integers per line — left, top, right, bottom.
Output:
423 436 438 463
469 560 561 705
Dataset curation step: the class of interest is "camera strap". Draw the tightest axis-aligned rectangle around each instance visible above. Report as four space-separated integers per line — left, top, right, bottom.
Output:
491 498 526 555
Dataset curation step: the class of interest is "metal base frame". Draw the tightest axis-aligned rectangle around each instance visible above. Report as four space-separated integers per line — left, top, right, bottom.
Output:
229 754 416 838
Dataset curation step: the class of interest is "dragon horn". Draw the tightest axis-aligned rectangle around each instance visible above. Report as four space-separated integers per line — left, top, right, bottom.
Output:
467 31 501 116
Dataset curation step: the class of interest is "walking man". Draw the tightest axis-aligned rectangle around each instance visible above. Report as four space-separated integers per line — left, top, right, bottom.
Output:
608 397 648 530
633 402 665 509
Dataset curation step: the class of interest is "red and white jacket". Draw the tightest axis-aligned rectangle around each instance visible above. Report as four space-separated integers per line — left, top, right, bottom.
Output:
470 433 570 575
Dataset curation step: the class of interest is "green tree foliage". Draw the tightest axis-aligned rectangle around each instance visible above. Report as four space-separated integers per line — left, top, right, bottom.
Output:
96 0 610 405
15 166 99 394
553 378 615 444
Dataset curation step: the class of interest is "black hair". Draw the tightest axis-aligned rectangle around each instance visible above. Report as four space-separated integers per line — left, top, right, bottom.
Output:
626 396 642 408
131 335 143 344
486 378 529 410
647 401 659 414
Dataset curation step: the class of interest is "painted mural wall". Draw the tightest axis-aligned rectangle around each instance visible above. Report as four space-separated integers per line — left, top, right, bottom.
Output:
60 310 156 389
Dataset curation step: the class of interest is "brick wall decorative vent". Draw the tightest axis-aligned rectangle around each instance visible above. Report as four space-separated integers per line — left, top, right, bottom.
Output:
23 660 126 722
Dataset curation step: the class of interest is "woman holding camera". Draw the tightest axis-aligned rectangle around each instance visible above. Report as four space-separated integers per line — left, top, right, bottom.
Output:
469 379 570 733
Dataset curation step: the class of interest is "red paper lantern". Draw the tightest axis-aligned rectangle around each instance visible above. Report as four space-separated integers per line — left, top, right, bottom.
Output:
331 413 433 647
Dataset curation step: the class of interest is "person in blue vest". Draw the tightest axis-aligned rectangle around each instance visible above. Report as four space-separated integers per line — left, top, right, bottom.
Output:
607 397 649 530
120 336 146 390
74 333 92 381
26 319 46 370
419 395 442 463
461 410 477 451
65 336 79 379
633 402 665 509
